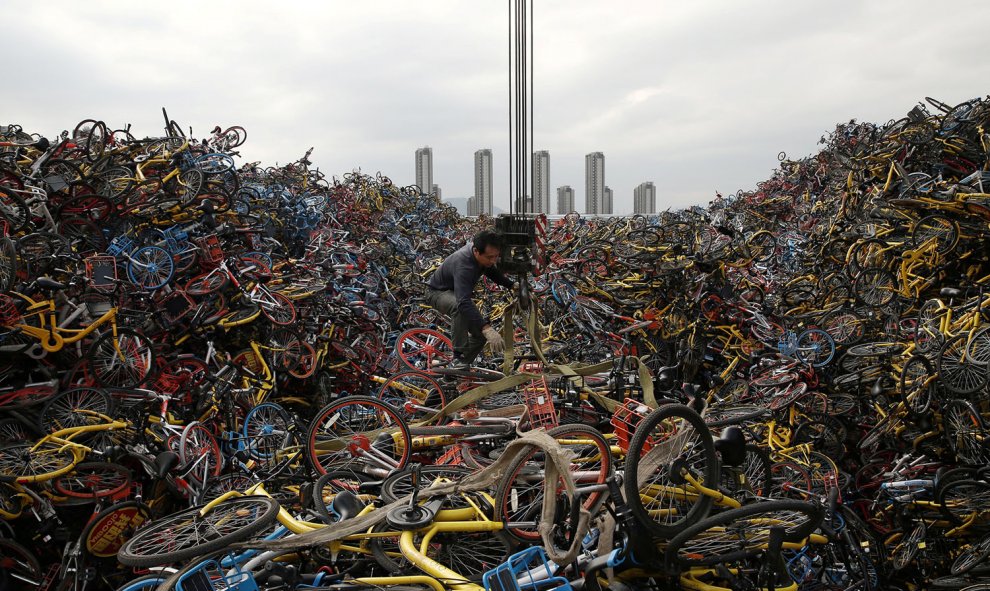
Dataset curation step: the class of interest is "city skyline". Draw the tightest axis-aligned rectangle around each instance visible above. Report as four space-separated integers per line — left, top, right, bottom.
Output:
429 146 661 215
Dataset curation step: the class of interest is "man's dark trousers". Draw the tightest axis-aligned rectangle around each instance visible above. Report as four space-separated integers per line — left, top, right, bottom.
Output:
425 288 487 363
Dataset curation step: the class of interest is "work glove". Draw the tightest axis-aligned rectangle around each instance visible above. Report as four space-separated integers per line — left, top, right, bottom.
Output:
482 325 505 354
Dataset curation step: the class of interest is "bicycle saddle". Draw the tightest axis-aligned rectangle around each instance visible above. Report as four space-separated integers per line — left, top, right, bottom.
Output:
939 287 964 298
329 490 367 522
154 451 181 479
36 277 66 290
715 426 748 467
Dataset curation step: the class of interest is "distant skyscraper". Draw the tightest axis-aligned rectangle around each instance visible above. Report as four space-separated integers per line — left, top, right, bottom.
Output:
415 147 433 196
467 196 478 216
474 149 493 215
634 182 656 214
585 152 604 214
432 184 441 200
557 186 575 215
603 186 613 215
533 151 550 213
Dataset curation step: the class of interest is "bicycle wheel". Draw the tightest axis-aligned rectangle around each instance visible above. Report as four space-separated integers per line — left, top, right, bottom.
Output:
242 402 294 461
86 328 155 389
912 214 959 255
185 271 228 295
0 236 16 292
38 387 113 434
0 441 78 483
942 399 989 465
376 371 446 424
53 461 132 502
967 326 990 366
938 479 990 525
495 423 611 543
127 245 174 290
0 537 42 589
623 403 718 539
664 499 823 567
117 495 279 567
178 422 223 482
0 187 29 233
900 354 935 416
852 267 896 308
795 329 835 367
395 328 453 372
306 396 411 475
952 532 990 575
259 291 297 326
938 334 990 395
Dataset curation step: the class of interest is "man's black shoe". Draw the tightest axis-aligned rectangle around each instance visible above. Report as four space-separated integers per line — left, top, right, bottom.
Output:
448 358 472 371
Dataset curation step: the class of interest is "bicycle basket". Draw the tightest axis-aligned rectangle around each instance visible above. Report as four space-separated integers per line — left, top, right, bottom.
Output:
610 398 652 453
176 559 258 591
195 234 224 264
85 255 118 291
0 294 21 327
162 290 196 325
522 376 558 431
482 547 572 591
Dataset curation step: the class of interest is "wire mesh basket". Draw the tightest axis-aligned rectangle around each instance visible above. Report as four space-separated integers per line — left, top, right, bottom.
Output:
522 377 558 431
610 398 652 453
0 293 21 327
85 255 118 291
195 234 224 264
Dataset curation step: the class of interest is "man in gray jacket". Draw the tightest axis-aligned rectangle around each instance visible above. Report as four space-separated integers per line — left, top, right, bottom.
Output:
426 230 516 368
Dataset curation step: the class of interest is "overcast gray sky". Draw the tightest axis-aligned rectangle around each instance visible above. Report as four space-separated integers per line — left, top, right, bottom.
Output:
2 1 988 213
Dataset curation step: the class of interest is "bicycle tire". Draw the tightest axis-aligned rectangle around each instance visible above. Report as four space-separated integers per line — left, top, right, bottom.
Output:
117 495 279 567
495 423 611 543
938 334 990 395
395 328 453 373
0 236 16 292
306 395 411 475
0 441 78 483
242 402 295 461
259 291 297 326
942 399 989 465
900 354 935 417
86 328 156 389
0 187 29 233
185 270 228 295
38 387 114 434
623 403 718 540
952 532 990 575
127 245 174 290
795 328 835 367
664 499 824 567
937 479 990 525
967 325 990 366
376 371 446 424
178 422 223 482
852 267 896 308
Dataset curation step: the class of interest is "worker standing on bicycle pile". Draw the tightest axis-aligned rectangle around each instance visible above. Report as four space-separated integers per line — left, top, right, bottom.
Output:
426 230 516 369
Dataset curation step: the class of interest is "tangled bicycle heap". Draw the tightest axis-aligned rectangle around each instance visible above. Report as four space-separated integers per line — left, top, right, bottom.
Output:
1 95 989 591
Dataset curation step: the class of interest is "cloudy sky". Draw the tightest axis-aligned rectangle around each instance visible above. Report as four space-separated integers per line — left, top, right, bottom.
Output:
2 1 988 214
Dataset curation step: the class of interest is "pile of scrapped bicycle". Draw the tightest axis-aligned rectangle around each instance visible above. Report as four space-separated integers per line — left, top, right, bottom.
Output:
2 95 990 591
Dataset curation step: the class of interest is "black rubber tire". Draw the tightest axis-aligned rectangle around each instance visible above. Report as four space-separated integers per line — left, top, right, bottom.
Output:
623 403 718 540
0 187 29 233
664 499 824 567
938 334 990 395
86 328 156 389
0 236 16 292
117 495 279 567
495 423 612 543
